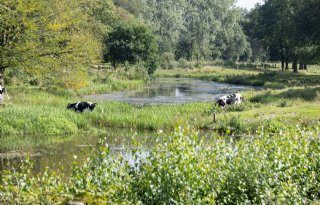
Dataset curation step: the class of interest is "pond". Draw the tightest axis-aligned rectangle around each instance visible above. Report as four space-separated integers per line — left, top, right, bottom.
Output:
0 78 254 174
0 128 154 174
0 129 218 175
84 78 254 104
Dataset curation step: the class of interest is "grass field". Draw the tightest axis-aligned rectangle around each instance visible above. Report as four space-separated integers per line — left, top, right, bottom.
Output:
1 66 319 137
1 65 320 204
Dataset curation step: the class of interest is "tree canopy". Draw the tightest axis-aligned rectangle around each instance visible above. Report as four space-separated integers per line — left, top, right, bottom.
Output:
0 0 115 89
1 0 320 91
141 0 250 62
245 0 320 72
104 21 159 74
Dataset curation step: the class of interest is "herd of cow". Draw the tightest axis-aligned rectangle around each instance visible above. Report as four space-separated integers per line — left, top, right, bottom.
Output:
65 93 243 112
0 85 242 111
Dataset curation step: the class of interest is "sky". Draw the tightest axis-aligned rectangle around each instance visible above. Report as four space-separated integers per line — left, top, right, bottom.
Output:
236 0 264 10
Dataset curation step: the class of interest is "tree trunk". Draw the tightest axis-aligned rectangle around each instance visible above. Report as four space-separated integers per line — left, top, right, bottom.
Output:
292 57 298 73
280 44 284 71
304 64 308 70
299 62 304 70
285 61 289 70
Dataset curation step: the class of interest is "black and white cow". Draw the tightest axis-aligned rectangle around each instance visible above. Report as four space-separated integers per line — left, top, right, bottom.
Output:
67 102 97 112
0 86 5 102
216 93 243 108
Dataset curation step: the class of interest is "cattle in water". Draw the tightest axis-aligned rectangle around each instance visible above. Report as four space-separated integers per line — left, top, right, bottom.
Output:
67 102 97 112
0 86 5 102
216 93 243 108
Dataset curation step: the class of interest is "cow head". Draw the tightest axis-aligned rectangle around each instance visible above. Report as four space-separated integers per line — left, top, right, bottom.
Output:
89 102 97 111
216 99 226 107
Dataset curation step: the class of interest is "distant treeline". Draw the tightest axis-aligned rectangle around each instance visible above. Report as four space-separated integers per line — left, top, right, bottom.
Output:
115 0 250 63
243 0 320 72
1 0 319 90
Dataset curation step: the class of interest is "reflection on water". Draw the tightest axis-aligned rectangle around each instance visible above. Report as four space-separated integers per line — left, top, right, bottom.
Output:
0 128 154 174
84 78 255 104
0 128 219 175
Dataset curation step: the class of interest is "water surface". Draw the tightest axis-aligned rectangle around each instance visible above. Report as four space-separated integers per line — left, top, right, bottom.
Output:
0 129 153 174
84 78 254 104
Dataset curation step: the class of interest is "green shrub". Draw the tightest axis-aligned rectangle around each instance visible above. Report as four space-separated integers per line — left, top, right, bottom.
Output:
1 126 320 204
160 52 176 69
178 58 188 68
104 22 159 75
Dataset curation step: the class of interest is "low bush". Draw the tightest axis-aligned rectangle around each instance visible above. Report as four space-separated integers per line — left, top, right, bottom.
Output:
160 52 176 69
1 125 320 204
178 58 189 68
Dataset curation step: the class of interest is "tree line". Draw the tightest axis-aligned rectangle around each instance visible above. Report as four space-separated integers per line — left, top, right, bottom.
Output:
1 0 319 90
243 0 320 72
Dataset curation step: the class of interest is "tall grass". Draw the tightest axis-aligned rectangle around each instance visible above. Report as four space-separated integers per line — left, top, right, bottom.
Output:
1 66 320 137
1 87 320 136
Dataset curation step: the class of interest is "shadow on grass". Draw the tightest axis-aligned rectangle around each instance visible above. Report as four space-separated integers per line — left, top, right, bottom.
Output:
224 71 320 89
251 87 320 103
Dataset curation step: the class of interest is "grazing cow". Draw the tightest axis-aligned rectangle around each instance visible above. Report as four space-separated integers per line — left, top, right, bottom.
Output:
216 93 243 108
67 102 97 112
0 86 5 102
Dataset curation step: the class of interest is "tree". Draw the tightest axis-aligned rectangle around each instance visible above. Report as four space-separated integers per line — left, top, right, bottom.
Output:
0 0 106 90
252 0 294 70
247 0 320 72
104 21 159 74
141 0 250 62
113 0 143 17
293 0 320 66
242 8 267 62
142 0 185 54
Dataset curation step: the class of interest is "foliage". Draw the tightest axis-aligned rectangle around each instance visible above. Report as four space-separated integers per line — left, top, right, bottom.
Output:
160 52 176 69
0 0 109 89
245 0 320 71
1 125 320 204
113 0 143 17
104 21 159 74
142 0 250 62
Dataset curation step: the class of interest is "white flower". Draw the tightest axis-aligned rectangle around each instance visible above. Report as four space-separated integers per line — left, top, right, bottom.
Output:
73 155 77 159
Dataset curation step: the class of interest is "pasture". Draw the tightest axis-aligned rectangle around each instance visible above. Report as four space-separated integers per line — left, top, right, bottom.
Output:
1 65 320 204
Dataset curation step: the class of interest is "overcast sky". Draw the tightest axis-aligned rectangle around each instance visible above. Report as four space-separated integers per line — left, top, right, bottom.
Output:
236 0 264 10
